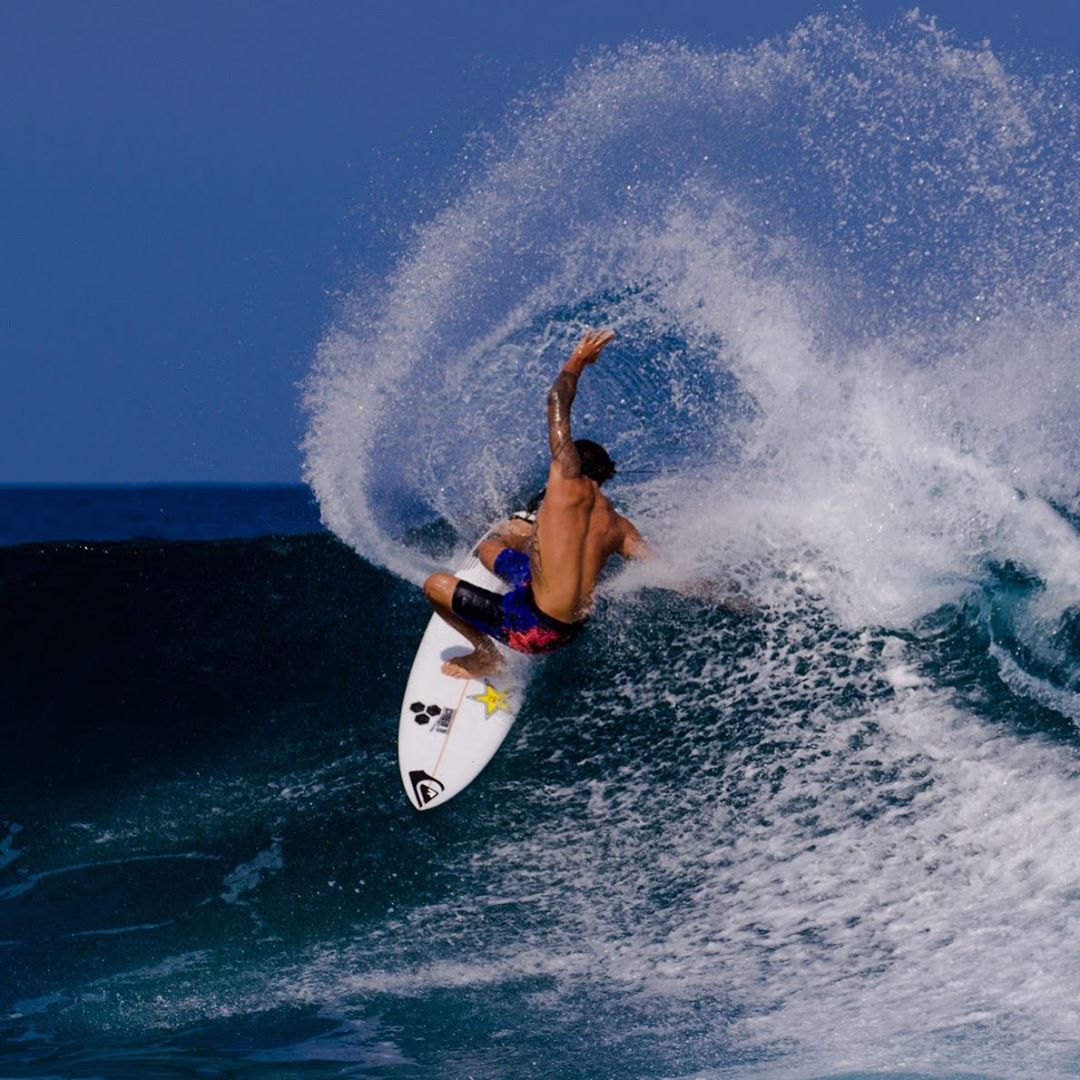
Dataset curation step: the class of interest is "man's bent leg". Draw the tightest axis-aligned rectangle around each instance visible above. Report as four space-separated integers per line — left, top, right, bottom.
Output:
476 538 507 575
422 572 502 679
477 518 532 574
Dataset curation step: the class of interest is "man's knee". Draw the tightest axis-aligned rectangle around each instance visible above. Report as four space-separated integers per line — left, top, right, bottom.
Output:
423 572 458 607
477 538 506 571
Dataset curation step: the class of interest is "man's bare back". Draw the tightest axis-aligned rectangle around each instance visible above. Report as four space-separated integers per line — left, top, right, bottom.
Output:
422 328 645 677
529 457 642 624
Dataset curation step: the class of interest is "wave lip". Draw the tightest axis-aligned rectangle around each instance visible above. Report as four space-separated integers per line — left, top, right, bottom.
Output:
304 12 1079 643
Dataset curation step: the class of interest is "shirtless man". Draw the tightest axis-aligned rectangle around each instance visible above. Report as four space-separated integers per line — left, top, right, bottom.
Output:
423 328 646 678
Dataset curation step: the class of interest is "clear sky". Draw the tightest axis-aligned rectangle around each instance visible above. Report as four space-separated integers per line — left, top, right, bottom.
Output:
2 0 1076 482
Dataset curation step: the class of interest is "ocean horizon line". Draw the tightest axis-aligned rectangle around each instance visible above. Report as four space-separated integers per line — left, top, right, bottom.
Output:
0 479 309 489
0 483 325 546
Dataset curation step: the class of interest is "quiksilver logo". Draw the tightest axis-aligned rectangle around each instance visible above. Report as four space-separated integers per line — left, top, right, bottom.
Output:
409 770 445 807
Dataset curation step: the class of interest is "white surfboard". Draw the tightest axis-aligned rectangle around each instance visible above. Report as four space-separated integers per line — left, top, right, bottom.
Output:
398 537 530 811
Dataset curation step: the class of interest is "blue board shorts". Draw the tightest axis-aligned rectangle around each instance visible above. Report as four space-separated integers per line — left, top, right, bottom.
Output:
451 548 581 655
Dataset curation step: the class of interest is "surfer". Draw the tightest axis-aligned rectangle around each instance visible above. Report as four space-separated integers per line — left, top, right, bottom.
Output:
423 328 647 678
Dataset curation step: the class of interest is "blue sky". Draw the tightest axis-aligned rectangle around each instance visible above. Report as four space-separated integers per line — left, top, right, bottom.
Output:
2 0 1076 482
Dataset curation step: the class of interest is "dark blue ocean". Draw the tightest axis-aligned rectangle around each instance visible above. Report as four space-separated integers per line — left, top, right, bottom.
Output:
6 12 1080 1079
3 486 1079 1080
0 485 325 547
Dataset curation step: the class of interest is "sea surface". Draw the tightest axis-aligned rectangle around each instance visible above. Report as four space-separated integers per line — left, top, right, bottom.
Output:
0 485 325 547
5 11 1080 1079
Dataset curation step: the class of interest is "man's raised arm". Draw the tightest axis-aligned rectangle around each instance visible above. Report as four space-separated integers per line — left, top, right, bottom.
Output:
547 328 615 479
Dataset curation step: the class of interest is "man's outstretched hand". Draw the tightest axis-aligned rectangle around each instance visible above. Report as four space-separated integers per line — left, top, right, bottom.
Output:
568 328 616 368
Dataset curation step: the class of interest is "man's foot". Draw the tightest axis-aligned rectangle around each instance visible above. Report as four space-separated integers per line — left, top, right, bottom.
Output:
442 642 502 680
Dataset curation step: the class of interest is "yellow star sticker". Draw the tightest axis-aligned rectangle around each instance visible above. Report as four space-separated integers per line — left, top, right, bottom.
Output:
469 681 511 718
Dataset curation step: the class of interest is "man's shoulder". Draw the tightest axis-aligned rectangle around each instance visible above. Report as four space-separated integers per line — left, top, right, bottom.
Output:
543 469 596 505
613 511 639 542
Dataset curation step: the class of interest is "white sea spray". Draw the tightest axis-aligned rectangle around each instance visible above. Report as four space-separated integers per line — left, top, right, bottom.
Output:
301 11 1080 1074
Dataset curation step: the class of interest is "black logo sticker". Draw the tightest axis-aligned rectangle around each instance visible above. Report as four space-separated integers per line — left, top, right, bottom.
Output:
409 770 445 807
409 701 444 725
409 701 455 732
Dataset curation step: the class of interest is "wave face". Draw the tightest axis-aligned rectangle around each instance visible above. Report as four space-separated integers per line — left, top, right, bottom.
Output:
2 534 1080 1077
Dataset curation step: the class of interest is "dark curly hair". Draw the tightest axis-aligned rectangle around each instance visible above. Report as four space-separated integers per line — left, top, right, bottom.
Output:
574 439 616 485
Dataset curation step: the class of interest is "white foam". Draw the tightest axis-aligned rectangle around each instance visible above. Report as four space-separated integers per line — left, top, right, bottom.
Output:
220 838 284 906
303 17 1078 645
281 10 1080 1076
